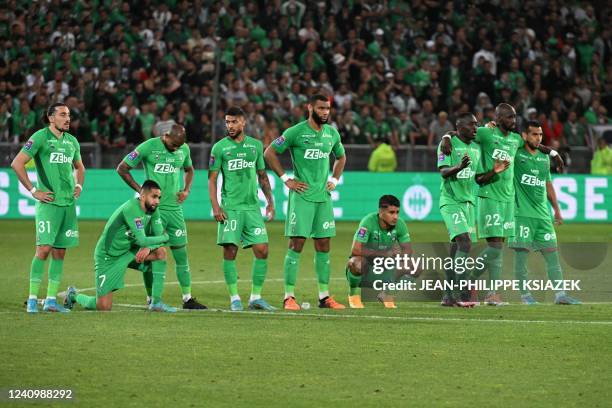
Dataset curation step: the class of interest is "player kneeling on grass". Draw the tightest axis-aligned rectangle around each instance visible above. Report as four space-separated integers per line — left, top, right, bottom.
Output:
208 106 276 311
509 121 580 305
346 195 414 309
437 113 510 307
64 180 176 312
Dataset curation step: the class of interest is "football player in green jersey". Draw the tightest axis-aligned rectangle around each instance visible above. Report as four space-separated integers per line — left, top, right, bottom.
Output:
11 103 86 313
208 106 276 311
509 121 581 305
64 180 176 312
117 124 207 309
437 112 509 307
345 195 413 309
440 103 563 305
264 93 347 310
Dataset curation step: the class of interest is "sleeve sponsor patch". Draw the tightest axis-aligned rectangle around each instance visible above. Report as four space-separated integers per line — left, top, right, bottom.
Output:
357 227 368 238
438 153 445 162
128 150 139 160
209 155 215 167
134 217 144 229
274 136 285 146
24 140 33 150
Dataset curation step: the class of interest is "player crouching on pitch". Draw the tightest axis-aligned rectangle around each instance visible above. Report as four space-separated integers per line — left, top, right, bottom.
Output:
345 195 416 309
64 180 176 312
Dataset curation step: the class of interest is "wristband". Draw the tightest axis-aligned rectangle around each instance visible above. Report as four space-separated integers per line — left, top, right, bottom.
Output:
549 150 559 158
442 134 452 140
280 174 290 183
75 183 83 190
329 177 339 187
29 186 37 195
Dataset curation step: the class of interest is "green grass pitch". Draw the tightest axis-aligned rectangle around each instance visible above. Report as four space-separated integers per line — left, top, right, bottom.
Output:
1 220 611 407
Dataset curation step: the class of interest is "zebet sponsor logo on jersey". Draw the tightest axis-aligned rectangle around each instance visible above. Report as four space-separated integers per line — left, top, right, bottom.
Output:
49 152 72 164
154 163 179 174
520 174 545 187
456 168 475 179
492 149 512 161
304 149 329 160
228 158 255 171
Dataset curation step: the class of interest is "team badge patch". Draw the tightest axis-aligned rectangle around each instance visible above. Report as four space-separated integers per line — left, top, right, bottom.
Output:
209 155 215 167
134 218 144 229
438 153 445 162
128 150 139 160
24 140 33 150
274 136 285 146
357 227 368 238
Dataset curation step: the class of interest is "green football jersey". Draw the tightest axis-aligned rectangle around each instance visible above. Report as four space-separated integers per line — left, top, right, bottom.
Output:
272 120 345 202
354 212 411 246
95 198 168 257
21 127 81 207
124 137 192 210
475 126 523 202
437 137 483 206
209 135 265 211
514 146 552 219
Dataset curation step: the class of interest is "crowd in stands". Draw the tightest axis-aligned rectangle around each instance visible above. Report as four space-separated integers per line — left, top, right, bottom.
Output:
0 0 610 173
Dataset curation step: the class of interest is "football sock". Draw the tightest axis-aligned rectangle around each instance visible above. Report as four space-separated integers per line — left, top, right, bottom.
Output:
46 258 64 299
454 249 470 296
251 258 267 298
283 249 300 298
151 259 167 304
171 247 191 299
474 246 503 285
76 294 97 310
513 250 530 295
315 251 330 299
142 266 153 297
346 268 361 296
542 250 563 287
223 259 239 297
29 256 45 299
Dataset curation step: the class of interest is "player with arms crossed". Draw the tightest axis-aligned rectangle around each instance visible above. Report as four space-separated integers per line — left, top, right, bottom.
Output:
509 121 580 305
264 93 347 310
117 124 206 309
437 112 510 307
346 195 413 309
440 103 563 305
208 106 275 311
11 103 85 313
64 180 174 311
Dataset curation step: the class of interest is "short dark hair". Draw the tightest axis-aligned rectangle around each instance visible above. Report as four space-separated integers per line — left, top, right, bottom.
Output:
141 179 161 192
45 103 68 123
309 93 329 104
456 112 476 127
225 106 245 117
379 195 400 208
523 120 542 133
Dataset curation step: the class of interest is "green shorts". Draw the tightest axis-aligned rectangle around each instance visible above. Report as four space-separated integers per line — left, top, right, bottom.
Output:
477 197 515 239
159 207 187 247
285 192 336 238
94 249 149 297
509 216 557 251
440 202 476 241
217 209 268 248
35 202 79 248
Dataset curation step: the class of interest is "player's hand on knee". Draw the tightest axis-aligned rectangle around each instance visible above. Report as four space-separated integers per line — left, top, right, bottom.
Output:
135 247 151 263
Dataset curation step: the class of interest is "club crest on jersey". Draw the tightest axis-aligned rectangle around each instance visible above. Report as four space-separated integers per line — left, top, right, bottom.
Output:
438 153 445 162
24 140 33 150
134 218 144 229
128 150 139 160
357 227 367 238
274 136 285 146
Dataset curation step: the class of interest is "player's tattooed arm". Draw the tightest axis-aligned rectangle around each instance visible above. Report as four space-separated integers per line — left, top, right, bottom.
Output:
177 166 194 204
476 159 510 185
439 154 471 179
257 169 275 221
546 181 563 225
117 161 141 192
207 170 227 222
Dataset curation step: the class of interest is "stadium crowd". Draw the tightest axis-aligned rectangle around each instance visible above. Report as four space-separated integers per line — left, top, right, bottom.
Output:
0 0 610 170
